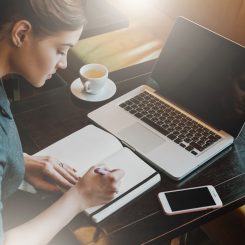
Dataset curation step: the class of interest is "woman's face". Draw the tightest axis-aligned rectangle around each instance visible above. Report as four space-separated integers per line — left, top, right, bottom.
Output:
10 27 83 87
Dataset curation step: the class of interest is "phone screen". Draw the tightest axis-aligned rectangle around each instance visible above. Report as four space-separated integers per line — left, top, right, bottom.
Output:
165 187 216 211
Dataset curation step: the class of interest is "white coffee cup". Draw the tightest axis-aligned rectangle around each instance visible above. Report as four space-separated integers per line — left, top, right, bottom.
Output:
79 64 108 95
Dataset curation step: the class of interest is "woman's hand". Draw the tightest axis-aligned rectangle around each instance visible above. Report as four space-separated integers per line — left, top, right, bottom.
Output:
73 165 125 211
23 153 79 192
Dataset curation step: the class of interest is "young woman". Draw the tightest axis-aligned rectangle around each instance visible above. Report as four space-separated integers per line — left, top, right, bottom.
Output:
0 0 124 244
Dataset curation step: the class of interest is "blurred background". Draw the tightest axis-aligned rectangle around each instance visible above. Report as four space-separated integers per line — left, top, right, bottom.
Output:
6 0 245 100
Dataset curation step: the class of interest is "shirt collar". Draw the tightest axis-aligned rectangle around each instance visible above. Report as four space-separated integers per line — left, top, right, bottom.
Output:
0 79 13 119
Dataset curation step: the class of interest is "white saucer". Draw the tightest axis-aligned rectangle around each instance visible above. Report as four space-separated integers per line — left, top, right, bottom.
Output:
70 78 116 102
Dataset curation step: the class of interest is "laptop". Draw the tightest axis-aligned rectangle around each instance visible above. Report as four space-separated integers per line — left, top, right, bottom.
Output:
88 17 245 180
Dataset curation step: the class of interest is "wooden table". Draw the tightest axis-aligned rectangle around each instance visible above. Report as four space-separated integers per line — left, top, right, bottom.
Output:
12 60 245 245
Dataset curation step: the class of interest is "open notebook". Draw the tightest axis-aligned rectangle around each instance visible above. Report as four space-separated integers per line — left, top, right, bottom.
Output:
33 125 160 223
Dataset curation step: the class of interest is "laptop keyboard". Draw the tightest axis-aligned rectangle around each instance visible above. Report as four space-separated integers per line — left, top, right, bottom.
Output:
119 91 221 156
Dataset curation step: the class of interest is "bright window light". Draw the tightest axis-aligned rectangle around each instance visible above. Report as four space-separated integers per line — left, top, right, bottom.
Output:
117 0 151 13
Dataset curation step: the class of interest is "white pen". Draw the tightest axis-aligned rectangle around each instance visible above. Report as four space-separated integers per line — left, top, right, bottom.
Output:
94 167 112 175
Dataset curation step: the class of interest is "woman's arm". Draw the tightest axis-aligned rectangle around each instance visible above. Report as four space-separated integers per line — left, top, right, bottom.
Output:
4 187 81 245
4 166 124 245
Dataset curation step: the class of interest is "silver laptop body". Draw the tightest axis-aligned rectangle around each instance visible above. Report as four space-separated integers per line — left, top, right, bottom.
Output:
88 17 245 180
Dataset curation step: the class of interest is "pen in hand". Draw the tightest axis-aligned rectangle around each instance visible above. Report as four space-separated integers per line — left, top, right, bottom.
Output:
94 167 112 175
94 167 124 195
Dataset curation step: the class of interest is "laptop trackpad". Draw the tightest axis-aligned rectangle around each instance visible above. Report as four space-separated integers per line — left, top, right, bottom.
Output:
118 123 164 153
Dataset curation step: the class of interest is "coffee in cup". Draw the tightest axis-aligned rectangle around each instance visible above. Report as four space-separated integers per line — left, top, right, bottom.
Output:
79 64 108 95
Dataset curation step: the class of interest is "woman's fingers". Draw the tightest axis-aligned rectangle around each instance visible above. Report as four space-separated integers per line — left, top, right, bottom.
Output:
44 168 74 189
55 163 78 185
63 164 80 180
30 177 60 192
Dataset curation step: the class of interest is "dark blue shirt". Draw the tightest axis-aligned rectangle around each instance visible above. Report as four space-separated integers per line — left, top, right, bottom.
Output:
0 81 24 243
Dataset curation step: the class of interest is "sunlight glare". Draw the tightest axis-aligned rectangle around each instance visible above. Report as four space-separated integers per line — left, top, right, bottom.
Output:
118 0 151 13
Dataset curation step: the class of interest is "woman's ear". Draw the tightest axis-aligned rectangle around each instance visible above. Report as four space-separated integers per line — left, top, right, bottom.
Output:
11 20 32 48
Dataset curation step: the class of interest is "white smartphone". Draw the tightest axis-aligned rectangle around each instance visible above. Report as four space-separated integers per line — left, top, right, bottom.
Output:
158 185 223 215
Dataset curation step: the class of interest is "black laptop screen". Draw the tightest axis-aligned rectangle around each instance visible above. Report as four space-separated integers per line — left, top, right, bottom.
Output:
151 17 245 138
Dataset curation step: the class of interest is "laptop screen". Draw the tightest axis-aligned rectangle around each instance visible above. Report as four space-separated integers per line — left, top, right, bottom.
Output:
151 17 245 138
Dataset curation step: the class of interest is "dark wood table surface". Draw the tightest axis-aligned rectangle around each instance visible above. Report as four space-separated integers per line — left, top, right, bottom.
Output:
11 60 245 245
